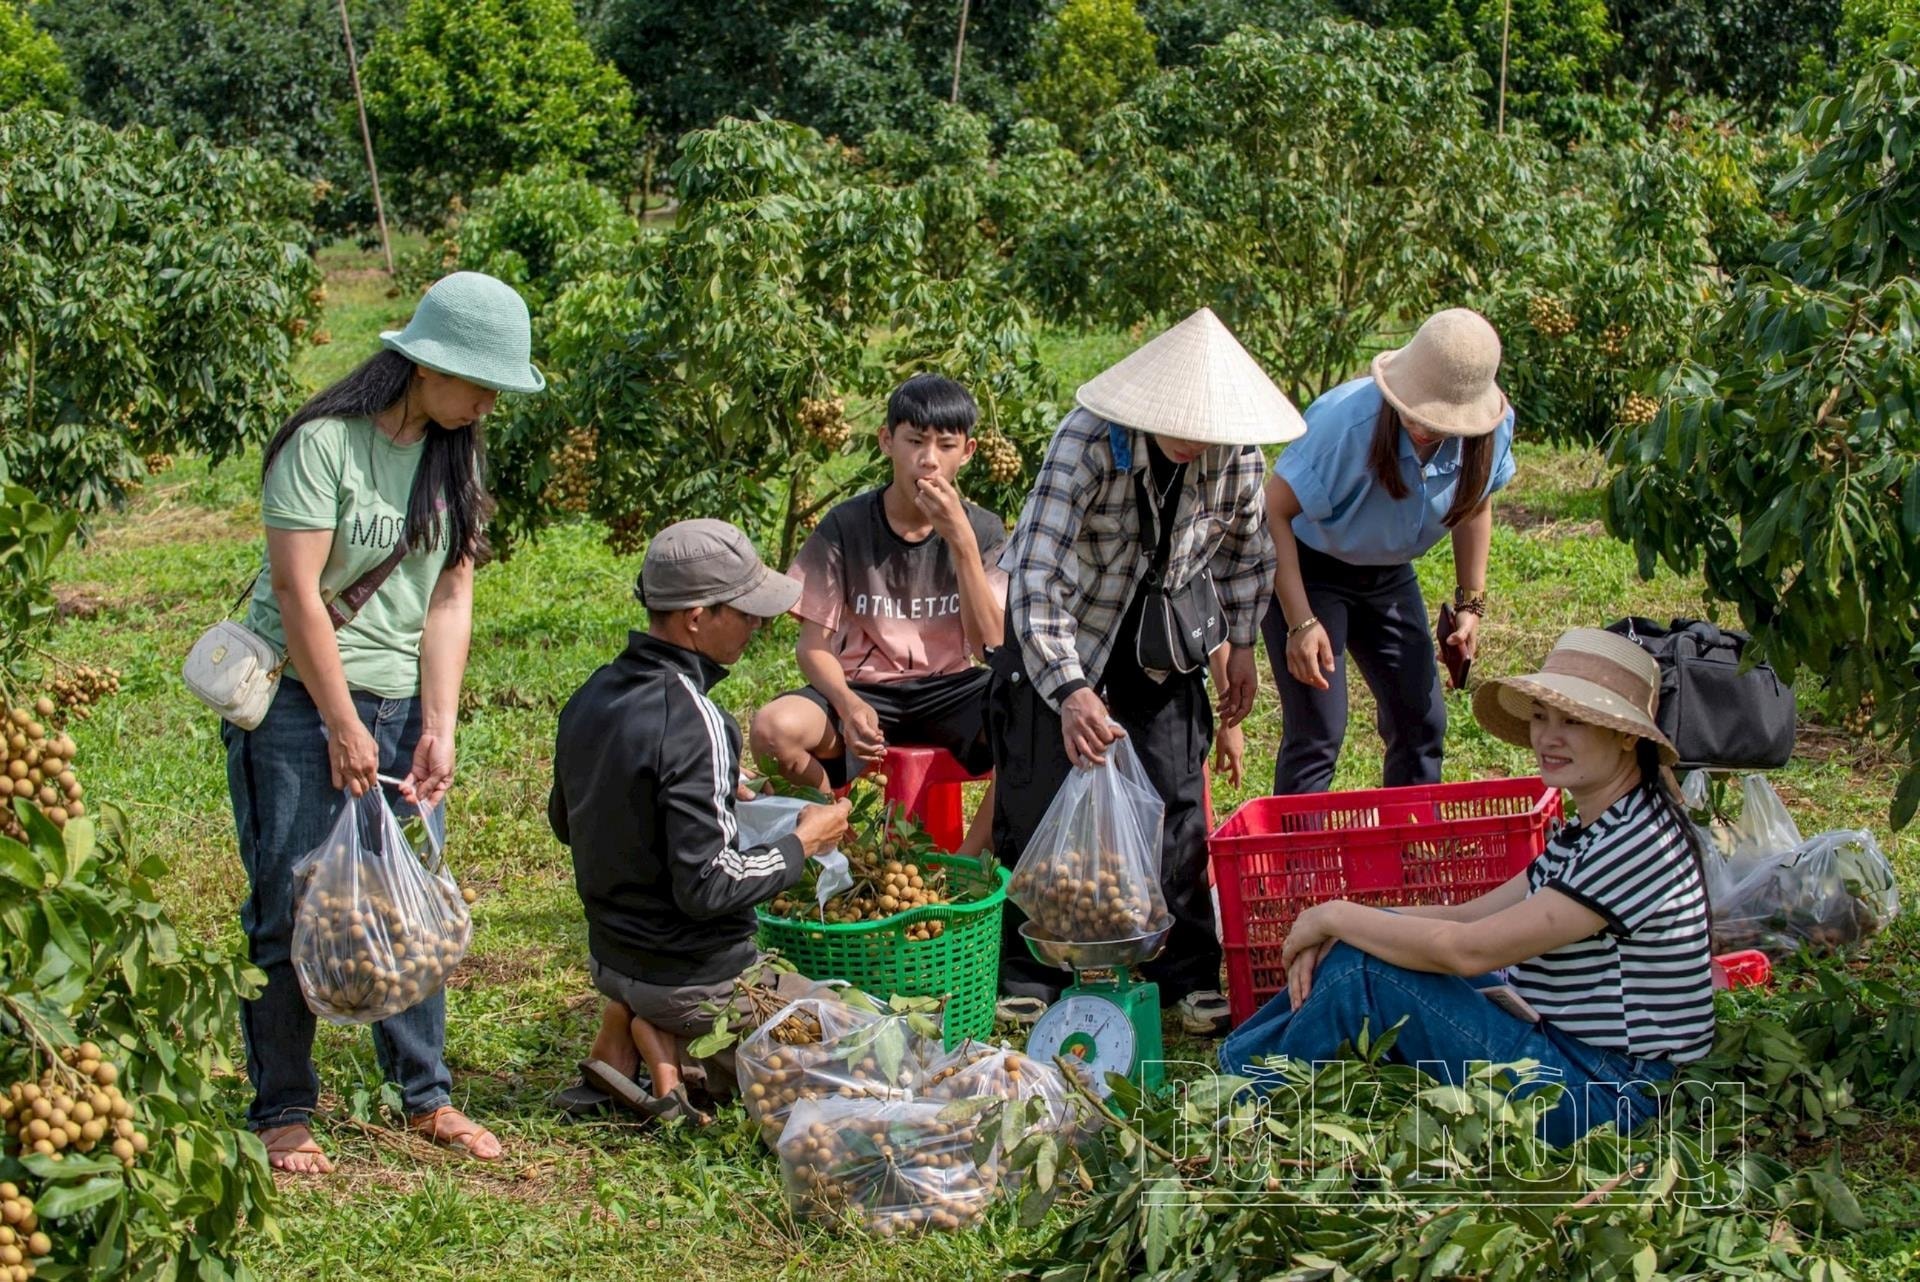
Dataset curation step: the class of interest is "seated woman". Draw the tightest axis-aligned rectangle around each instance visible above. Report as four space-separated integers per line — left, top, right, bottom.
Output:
1219 628 1714 1145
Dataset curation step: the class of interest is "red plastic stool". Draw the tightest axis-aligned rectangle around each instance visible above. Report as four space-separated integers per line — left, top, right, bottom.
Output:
1711 949 1772 990
873 745 991 853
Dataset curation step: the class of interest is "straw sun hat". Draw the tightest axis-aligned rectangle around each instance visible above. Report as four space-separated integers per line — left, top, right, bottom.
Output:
1473 628 1677 765
1075 307 1305 447
1370 308 1507 438
381 271 546 395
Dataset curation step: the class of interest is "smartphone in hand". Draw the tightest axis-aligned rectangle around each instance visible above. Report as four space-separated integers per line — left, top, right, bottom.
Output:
1436 602 1472 690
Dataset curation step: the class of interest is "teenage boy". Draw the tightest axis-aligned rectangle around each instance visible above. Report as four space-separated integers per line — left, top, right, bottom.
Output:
550 519 850 1121
750 374 1006 855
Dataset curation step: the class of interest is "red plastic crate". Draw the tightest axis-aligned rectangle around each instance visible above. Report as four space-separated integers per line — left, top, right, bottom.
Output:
1208 778 1564 1027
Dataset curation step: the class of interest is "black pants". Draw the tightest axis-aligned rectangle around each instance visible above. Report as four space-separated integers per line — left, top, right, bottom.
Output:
1263 543 1446 795
986 622 1217 1003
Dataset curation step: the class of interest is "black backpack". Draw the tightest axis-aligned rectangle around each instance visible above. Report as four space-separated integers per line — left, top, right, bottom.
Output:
1604 617 1796 770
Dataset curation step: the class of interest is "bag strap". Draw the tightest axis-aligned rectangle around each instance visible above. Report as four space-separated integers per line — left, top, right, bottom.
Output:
325 538 411 629
1133 461 1188 592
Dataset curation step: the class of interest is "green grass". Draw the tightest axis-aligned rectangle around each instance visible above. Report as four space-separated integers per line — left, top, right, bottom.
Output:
46 248 1920 1277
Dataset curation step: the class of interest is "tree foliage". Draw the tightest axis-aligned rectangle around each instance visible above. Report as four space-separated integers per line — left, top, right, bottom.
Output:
1139 0 1333 65
30 0 388 231
592 0 1050 147
1337 0 1618 123
862 108 1082 288
0 1 67 111
1475 119 1776 442
1023 0 1158 148
408 163 638 310
463 119 1059 563
359 0 636 224
1605 42 1920 828
0 802 275 1279
1026 21 1543 405
1607 0 1842 118
0 109 322 514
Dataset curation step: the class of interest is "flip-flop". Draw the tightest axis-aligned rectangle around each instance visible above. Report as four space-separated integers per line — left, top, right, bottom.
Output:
260 1124 334 1176
1175 990 1231 1037
996 996 1049 1028
581 1059 710 1125
407 1107 503 1161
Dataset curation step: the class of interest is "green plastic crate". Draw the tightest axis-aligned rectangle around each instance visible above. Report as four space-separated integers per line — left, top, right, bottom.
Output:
756 854 1009 1049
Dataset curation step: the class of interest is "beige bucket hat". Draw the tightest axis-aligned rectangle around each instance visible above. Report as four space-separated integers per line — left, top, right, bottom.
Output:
1473 628 1676 764
1075 308 1305 447
1370 308 1507 438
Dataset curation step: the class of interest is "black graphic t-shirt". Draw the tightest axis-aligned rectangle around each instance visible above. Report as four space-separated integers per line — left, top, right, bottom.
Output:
787 487 1008 683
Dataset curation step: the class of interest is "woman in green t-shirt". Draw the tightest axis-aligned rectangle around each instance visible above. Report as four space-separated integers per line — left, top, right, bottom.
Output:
223 272 543 1175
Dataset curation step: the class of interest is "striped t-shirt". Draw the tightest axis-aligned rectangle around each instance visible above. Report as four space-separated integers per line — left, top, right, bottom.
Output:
1508 786 1715 1063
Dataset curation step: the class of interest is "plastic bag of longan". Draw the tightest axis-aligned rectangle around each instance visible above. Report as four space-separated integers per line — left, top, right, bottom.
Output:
737 995 931 1148
775 1097 999 1235
1006 733 1170 943
919 1041 1085 1179
290 786 472 1025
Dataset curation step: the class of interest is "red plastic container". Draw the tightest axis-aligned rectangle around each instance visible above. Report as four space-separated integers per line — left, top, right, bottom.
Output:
1208 777 1564 1026
874 745 990 853
1711 949 1771 990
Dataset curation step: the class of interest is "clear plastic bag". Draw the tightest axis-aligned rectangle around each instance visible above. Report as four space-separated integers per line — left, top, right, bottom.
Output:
1727 773 1802 857
736 794 852 905
1007 734 1167 941
1708 827 1899 959
290 787 471 1025
920 1041 1083 1181
776 1097 998 1235
735 995 931 1146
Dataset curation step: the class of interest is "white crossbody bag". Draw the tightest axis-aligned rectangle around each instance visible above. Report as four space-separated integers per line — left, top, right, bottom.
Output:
183 540 409 730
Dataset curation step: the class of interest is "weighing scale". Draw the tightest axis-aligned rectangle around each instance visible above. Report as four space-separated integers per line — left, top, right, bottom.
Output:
1020 920 1170 1095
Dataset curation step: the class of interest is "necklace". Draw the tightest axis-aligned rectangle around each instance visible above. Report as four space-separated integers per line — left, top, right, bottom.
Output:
1154 463 1183 513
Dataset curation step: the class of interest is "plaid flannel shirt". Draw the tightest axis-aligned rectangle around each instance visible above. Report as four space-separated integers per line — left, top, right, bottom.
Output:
998 408 1276 710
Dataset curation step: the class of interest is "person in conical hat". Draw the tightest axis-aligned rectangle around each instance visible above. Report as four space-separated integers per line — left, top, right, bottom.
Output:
1263 307 1517 797
989 307 1304 1025
1221 628 1715 1146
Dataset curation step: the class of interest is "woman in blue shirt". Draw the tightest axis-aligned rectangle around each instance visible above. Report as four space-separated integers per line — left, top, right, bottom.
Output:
1261 309 1516 793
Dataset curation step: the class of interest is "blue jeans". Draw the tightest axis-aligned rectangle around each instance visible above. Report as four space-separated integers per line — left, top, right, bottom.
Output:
1263 544 1447 795
1218 943 1671 1146
223 678 453 1131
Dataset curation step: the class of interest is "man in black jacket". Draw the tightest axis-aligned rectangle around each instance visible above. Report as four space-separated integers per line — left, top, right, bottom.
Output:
550 519 849 1119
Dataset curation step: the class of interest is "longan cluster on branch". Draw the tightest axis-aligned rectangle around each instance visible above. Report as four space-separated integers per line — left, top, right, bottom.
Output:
0 1044 146 1168
0 1183 48 1282
0 700 85 840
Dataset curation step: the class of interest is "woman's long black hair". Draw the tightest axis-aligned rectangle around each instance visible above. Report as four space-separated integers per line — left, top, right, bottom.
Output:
1636 738 1712 912
262 349 493 566
1365 399 1494 528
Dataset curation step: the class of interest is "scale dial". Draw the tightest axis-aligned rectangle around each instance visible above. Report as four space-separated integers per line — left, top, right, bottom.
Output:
1026 993 1136 1094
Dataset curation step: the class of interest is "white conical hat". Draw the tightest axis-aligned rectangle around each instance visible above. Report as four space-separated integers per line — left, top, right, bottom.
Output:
1075 308 1305 446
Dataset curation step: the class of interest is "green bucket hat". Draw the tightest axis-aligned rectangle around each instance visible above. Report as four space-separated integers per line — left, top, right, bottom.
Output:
380 271 546 394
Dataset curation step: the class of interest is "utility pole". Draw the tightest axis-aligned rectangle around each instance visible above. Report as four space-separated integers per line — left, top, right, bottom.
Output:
1496 0 1512 135
337 0 395 274
950 0 972 105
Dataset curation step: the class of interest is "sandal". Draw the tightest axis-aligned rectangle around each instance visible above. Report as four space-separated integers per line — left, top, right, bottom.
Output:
581 1059 712 1126
995 995 1049 1028
407 1107 503 1161
259 1123 334 1176
1175 990 1231 1037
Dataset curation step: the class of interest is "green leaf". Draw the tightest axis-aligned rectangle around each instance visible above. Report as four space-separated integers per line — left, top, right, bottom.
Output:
1807 1167 1866 1231
34 1175 125 1219
1892 765 1920 832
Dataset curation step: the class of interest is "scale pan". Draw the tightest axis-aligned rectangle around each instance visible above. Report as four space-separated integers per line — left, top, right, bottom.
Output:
1019 920 1173 972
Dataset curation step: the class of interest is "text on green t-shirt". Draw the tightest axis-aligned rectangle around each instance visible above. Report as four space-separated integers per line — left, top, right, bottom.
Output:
245 416 452 699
